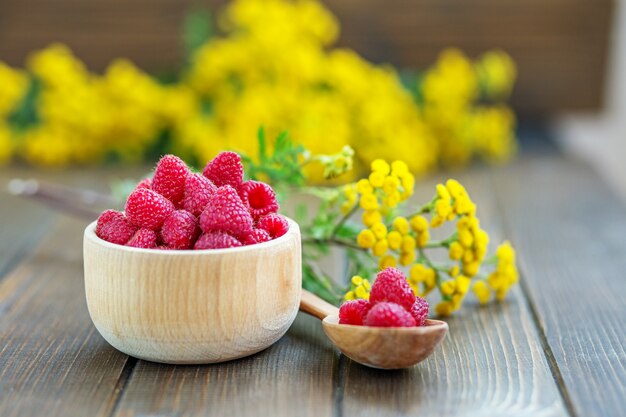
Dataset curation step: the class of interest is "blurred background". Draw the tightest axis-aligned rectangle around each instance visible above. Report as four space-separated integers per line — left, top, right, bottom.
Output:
0 0 622 197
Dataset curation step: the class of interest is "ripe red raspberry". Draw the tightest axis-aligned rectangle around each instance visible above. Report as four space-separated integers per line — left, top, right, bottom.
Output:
369 267 416 311
151 155 190 206
161 210 200 249
194 232 242 249
95 210 138 245
410 297 429 326
182 173 217 216
125 188 175 230
135 177 152 190
126 228 158 249
243 228 272 245
202 151 244 188
256 213 289 238
199 185 253 239
364 302 416 327
238 180 279 220
339 299 371 325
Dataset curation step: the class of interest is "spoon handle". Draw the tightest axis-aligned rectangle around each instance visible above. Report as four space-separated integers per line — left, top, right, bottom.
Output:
300 290 340 320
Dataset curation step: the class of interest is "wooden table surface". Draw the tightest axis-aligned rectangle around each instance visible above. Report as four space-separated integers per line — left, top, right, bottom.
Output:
0 148 624 417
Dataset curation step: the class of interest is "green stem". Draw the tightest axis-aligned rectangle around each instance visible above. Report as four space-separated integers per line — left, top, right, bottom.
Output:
407 195 437 218
423 232 458 249
330 203 359 239
483 254 498 265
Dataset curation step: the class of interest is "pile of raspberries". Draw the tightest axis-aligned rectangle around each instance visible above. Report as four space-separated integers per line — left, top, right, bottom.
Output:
95 152 289 250
339 268 429 327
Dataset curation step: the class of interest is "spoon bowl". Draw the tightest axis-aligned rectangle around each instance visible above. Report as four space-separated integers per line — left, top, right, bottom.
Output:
300 290 448 369
322 315 448 369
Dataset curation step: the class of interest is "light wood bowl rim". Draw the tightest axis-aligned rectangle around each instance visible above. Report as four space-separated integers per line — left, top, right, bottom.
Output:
84 216 299 254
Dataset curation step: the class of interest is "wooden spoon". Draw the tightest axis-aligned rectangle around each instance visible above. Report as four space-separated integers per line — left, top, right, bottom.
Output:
300 290 448 369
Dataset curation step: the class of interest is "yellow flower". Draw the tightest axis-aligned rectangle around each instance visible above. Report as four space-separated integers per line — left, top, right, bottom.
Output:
441 280 456 296
449 241 464 260
399 251 416 266
359 193 379 210
357 229 376 248
392 216 410 235
436 183 450 200
341 185 358 214
417 229 430 248
391 160 409 177
368 171 385 188
401 235 416 253
347 275 371 300
485 240 518 301
351 275 364 286
410 215 429 232
355 285 369 299
370 222 388 240
379 254 397 269
410 263 435 283
459 229 474 248
435 301 454 316
383 192 400 209
373 239 388 256
400 173 415 197
435 198 453 219
362 210 382 227
449 265 460 277
473 280 491 304
371 159 390 175
455 275 471 294
356 179 373 195
497 240 516 264
382 175 400 195
463 261 480 277
387 231 402 250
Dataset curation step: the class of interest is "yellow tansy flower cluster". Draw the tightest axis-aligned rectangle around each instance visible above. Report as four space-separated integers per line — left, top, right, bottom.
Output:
472 241 518 304
0 0 517 170
347 163 518 315
344 275 371 301
430 179 477 227
354 159 419 270
409 264 436 296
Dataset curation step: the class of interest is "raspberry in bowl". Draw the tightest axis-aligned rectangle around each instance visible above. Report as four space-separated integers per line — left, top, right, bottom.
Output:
83 152 301 364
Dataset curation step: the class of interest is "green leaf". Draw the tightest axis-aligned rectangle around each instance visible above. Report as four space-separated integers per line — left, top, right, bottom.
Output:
183 9 213 62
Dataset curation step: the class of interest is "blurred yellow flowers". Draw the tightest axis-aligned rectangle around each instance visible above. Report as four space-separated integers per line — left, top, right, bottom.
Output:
0 0 517 172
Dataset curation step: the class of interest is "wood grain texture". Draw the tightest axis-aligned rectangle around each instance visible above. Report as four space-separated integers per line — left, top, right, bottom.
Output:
0 172 56 279
339 169 569 416
491 154 626 417
83 219 302 364
0 216 130 417
0 0 613 112
111 313 337 417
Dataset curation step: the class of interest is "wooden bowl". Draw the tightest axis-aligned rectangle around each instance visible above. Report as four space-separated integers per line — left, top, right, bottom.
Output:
83 218 301 364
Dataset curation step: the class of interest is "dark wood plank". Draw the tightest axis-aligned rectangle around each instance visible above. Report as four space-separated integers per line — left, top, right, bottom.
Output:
112 313 337 417
339 168 569 416
0 170 57 279
0 214 130 417
492 154 626 417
